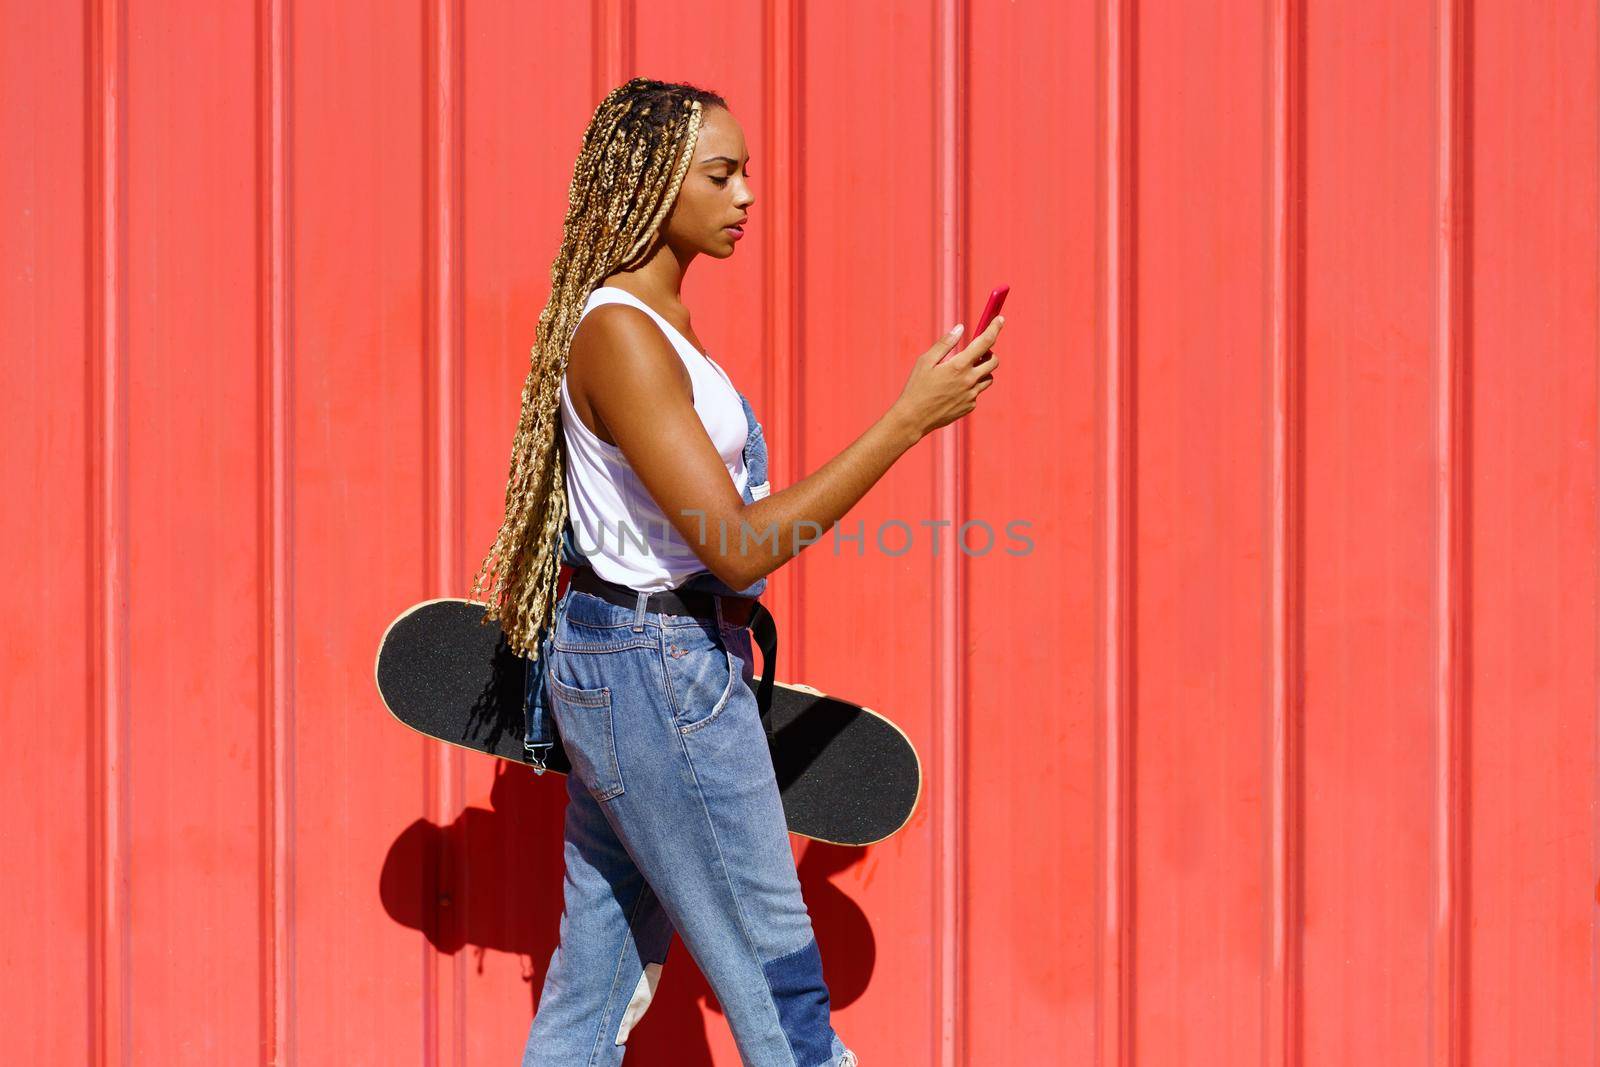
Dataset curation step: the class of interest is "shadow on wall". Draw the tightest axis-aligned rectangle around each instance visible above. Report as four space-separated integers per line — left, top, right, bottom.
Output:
378 759 875 1060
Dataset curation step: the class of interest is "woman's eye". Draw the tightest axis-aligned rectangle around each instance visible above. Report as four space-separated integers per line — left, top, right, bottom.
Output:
711 174 752 186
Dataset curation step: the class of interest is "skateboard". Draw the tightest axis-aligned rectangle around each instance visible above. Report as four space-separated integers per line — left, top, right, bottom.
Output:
374 597 922 846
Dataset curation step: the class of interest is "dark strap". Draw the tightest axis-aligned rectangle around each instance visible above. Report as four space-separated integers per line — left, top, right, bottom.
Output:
521 624 558 772
747 601 778 745
568 565 758 628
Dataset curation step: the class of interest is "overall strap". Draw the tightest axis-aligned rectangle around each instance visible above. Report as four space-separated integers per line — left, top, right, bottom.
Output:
748 601 779 745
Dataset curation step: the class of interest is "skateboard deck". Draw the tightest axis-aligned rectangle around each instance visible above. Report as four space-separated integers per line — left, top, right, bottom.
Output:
374 597 922 846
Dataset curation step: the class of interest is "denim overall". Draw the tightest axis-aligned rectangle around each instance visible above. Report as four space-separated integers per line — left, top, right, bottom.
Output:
521 389 777 770
518 393 856 1066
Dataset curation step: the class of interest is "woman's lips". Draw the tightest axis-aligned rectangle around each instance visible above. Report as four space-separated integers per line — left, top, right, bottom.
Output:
724 225 744 240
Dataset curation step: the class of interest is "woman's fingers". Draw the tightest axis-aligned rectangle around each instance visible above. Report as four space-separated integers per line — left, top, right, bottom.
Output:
953 315 1005 370
926 322 966 364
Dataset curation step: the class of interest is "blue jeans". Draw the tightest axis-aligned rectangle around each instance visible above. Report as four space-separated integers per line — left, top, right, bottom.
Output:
521 587 856 1067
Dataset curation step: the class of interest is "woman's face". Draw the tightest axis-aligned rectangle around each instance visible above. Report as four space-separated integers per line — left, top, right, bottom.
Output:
663 105 754 259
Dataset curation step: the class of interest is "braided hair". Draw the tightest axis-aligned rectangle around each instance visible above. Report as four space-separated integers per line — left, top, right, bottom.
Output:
470 77 728 658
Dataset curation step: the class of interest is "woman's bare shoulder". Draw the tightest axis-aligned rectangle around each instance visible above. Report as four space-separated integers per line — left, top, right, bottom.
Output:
566 304 691 427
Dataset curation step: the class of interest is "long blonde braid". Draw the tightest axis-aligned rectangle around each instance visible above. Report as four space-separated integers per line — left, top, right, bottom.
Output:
470 77 727 660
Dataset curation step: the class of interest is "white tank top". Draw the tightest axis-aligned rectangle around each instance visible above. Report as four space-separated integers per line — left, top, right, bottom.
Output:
559 286 750 593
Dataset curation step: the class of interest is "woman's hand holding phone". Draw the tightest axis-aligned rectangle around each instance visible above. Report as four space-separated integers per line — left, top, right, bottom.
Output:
891 311 1005 440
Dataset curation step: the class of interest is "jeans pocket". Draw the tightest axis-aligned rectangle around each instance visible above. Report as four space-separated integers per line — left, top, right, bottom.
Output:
665 638 739 735
547 667 625 801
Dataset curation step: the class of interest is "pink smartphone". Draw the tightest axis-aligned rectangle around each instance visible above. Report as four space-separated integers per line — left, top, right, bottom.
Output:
974 284 1009 337
941 283 1009 366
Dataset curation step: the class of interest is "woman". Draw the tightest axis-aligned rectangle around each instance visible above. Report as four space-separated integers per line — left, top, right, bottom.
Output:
471 77 1003 1067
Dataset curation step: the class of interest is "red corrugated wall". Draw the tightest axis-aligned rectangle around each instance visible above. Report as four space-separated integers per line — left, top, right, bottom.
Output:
4 0 1596 1064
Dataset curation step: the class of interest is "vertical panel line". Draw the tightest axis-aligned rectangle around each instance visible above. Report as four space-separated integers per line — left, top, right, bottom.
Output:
423 0 467 1064
759 0 804 672
593 0 633 105
1263 0 1306 1062
933 0 969 1064
1432 0 1473 1063
1095 0 1136 1063
257 0 298 1062
87 0 130 1062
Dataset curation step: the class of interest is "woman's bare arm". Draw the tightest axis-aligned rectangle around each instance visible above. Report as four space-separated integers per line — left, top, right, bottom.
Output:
579 309 1003 590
